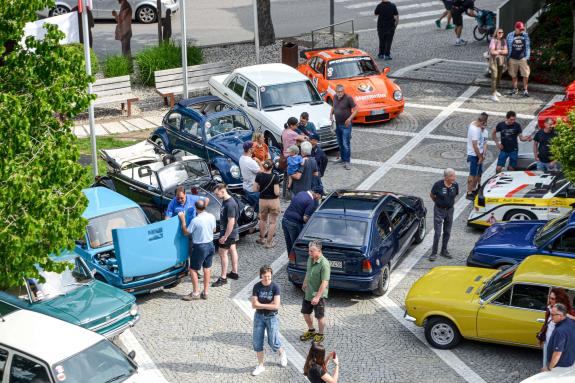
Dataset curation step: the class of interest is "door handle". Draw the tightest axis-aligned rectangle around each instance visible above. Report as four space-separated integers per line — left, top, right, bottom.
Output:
536 318 545 323
224 92 228 96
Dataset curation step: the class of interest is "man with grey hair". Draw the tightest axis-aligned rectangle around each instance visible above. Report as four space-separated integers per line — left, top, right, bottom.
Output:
543 303 575 372
429 168 459 261
330 84 358 170
291 141 319 195
300 240 331 344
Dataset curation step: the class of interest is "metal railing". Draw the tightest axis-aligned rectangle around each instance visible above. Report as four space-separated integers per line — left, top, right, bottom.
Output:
497 0 545 33
311 19 355 49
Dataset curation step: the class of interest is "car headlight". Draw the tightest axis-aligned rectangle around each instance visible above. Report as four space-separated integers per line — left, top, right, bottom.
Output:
123 277 134 283
243 205 255 219
230 165 241 179
393 90 403 101
130 304 138 316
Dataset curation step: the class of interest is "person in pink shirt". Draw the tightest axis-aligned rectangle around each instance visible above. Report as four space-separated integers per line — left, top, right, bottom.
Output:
489 28 508 102
282 117 307 155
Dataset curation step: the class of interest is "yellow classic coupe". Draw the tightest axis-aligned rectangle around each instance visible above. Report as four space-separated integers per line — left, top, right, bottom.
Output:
404 255 575 349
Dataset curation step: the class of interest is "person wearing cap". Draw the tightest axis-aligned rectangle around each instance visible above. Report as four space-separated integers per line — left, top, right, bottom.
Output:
506 21 531 97
297 112 317 136
281 187 324 253
309 133 327 178
239 141 264 212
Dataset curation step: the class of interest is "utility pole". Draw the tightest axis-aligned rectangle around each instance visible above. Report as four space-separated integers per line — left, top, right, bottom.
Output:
81 0 98 177
180 0 188 98
330 0 335 34
157 0 163 43
253 0 260 64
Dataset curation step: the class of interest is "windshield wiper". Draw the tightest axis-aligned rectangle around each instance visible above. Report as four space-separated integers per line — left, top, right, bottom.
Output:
304 236 333 242
310 100 324 105
104 373 131 383
64 281 92 287
263 104 289 110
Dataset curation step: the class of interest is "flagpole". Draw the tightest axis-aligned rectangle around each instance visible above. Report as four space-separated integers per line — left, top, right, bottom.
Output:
253 0 259 64
81 0 98 178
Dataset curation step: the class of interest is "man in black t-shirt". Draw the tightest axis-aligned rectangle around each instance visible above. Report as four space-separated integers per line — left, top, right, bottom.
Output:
492 110 532 172
430 168 459 261
330 85 358 170
451 0 476 46
374 0 399 60
533 118 559 172
212 184 240 287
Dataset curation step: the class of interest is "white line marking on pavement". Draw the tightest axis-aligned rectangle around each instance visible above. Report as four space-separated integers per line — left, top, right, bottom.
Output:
406 102 535 120
392 58 442 77
118 329 170 383
358 19 437 33
360 128 418 137
231 253 308 379
360 8 444 19
358 86 479 190
346 0 425 8
392 163 446 174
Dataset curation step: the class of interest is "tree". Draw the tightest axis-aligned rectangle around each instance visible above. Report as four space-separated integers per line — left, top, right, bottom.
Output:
0 0 93 288
551 109 575 182
257 0 275 46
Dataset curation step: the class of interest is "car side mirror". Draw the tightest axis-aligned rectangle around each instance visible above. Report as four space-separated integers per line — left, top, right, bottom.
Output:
247 101 257 108
319 92 327 98
128 350 136 360
382 67 390 75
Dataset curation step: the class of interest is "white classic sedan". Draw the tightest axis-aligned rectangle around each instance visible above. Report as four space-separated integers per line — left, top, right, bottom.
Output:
209 63 338 151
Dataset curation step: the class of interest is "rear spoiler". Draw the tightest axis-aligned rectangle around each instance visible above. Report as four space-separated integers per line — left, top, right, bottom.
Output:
299 47 341 59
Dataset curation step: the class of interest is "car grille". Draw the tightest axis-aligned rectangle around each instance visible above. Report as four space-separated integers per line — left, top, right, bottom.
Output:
318 126 338 149
86 306 131 331
365 113 390 123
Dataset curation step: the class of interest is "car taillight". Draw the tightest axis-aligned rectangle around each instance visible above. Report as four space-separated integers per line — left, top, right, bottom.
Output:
362 259 372 273
288 250 296 264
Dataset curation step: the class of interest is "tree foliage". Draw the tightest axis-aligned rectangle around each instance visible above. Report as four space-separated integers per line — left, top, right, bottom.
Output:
0 0 93 288
551 109 575 183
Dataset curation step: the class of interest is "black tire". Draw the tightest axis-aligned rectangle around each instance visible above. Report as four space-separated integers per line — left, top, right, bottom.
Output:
49 5 69 16
264 131 279 149
136 5 157 23
413 218 426 244
373 263 390 296
503 209 537 222
473 25 486 41
424 317 461 349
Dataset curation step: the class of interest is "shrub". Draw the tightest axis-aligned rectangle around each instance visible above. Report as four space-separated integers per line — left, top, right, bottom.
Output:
63 43 99 74
103 55 132 77
135 41 203 86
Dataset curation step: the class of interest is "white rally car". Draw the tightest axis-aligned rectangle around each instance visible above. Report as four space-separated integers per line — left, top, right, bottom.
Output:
468 171 575 227
208 63 338 151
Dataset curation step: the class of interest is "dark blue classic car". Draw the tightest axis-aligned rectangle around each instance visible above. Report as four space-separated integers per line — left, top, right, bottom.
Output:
287 190 427 295
150 96 280 189
467 210 575 269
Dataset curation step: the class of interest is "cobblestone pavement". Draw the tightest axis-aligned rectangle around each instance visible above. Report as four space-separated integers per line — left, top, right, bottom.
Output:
120 74 562 383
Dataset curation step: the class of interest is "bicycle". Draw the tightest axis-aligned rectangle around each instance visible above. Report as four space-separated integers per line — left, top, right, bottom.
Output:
473 8 496 41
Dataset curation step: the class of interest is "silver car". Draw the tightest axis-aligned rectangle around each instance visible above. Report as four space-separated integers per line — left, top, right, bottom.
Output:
39 0 178 24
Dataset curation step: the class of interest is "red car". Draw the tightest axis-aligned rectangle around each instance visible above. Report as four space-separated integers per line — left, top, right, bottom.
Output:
538 80 575 128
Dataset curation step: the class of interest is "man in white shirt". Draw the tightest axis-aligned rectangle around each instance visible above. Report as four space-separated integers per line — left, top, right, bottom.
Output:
466 112 489 200
179 199 216 300
239 141 263 211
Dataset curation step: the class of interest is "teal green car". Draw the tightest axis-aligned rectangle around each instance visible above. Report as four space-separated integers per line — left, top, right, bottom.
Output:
0 251 139 338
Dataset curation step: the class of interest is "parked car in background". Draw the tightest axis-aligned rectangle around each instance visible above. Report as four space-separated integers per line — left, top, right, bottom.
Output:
287 190 426 295
521 365 575 383
209 63 338 150
467 210 575 269
38 0 178 23
75 187 189 295
537 79 575 128
0 251 138 338
468 171 575 227
404 255 575 349
96 140 258 235
150 96 280 189
0 303 153 383
298 48 404 124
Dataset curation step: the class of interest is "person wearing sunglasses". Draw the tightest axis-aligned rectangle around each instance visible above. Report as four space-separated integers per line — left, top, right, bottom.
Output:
538 288 575 369
488 28 508 102
542 302 575 372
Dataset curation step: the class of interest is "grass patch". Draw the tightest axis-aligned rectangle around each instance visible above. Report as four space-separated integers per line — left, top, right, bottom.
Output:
103 55 133 78
76 136 140 177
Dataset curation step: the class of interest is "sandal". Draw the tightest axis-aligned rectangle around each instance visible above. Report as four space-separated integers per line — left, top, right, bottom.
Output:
264 241 276 249
256 238 266 245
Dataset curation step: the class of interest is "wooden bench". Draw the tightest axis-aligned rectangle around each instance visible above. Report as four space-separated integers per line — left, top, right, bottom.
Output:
154 62 230 108
92 75 139 117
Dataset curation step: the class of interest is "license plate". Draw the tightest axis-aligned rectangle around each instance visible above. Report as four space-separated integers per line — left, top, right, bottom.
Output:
150 287 163 293
329 260 343 269
370 109 385 115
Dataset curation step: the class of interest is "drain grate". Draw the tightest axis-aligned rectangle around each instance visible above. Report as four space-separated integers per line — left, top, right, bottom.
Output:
390 58 488 85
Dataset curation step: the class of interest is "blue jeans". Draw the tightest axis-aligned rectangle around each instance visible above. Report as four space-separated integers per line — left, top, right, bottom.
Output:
252 312 282 352
496 150 518 168
537 161 560 172
281 218 302 252
244 190 260 213
467 155 483 176
336 123 352 163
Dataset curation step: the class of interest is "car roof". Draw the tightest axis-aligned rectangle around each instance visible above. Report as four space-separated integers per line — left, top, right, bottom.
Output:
233 63 308 86
317 189 393 219
514 255 575 288
177 95 223 108
312 48 370 61
82 187 140 219
0 306 102 365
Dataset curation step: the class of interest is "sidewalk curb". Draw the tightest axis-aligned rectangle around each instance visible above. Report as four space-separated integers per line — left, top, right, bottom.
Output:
473 75 565 94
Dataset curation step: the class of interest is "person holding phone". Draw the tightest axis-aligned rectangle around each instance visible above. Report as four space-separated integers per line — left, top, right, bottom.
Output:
303 342 339 383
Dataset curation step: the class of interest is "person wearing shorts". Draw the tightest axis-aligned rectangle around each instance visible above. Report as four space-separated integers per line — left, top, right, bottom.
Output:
211 183 240 287
451 0 476 46
254 159 281 248
435 0 454 30
466 113 488 200
178 199 216 300
506 21 531 97
492 111 531 172
300 240 331 344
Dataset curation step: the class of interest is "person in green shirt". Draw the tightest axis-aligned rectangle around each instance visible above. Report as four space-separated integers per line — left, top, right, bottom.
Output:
300 240 331 344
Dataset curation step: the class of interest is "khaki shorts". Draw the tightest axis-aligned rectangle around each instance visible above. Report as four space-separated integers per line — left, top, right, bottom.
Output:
259 198 281 216
507 58 530 78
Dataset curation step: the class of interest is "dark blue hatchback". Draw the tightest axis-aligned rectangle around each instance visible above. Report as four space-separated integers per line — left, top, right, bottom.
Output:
287 190 426 295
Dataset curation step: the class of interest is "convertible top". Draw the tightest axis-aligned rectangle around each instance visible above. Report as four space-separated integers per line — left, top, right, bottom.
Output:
99 140 201 169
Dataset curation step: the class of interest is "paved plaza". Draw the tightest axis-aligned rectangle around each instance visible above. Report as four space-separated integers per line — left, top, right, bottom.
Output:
113 76 563 383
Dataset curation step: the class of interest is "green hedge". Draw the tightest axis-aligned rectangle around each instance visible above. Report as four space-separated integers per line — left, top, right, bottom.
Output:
103 55 132 78
63 43 99 74
135 42 203 86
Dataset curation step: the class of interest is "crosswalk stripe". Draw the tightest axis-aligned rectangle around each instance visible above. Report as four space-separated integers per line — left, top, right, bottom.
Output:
397 1 442 11
356 19 437 35
359 8 444 18
346 0 426 8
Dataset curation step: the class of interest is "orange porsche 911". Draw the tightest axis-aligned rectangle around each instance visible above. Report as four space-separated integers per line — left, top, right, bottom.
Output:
298 48 404 124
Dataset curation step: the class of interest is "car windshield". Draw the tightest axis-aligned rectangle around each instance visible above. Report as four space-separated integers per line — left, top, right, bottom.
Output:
534 212 571 247
87 207 148 249
206 114 251 139
52 340 136 383
302 217 367 246
260 80 322 109
326 56 379 80
480 264 518 300
26 257 93 302
157 160 210 190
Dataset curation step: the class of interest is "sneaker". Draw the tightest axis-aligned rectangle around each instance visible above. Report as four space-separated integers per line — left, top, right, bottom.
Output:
440 250 453 259
344 163 351 170
429 253 437 261
460 39 468 45
495 91 502 97
279 350 288 367
435 19 441 28
465 193 475 201
313 333 325 343
334 159 344 164
446 24 455 30
377 54 385 59
490 94 499 102
385 55 392 60
200 291 208 300
299 329 316 342
226 271 239 280
523 90 530 97
455 40 464 46
508 88 519 96
252 365 265 376
211 277 227 287
181 292 201 301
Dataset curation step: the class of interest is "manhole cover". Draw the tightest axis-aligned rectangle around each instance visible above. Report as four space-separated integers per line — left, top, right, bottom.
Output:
391 58 488 85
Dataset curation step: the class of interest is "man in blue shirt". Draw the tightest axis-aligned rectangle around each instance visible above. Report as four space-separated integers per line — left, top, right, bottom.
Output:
281 186 323 252
165 186 209 225
506 21 531 97
297 112 317 136
544 303 575 372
